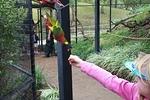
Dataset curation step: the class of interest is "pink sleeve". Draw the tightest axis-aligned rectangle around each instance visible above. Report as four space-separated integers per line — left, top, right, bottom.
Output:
80 61 136 99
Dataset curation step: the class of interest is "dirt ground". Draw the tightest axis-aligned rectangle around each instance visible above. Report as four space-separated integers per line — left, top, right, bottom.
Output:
35 55 121 100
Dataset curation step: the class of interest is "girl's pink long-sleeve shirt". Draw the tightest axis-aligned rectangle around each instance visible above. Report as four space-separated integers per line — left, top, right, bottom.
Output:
79 61 148 100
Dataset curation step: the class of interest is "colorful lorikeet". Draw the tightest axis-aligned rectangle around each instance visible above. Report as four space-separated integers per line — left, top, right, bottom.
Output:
45 13 69 45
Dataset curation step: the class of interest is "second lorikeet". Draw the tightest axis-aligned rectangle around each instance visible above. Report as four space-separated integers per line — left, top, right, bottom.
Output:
49 21 69 45
50 23 72 51
44 13 69 45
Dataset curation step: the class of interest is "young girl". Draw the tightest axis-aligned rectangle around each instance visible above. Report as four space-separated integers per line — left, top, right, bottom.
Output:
68 53 150 100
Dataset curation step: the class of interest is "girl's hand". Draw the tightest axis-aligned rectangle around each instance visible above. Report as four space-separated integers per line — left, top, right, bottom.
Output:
68 55 83 68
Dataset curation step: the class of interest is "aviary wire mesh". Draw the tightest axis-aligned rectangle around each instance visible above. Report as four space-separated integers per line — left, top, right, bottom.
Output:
0 0 34 99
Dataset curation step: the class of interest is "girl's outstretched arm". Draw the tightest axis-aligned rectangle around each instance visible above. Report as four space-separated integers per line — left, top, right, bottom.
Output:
68 55 137 99
79 61 136 100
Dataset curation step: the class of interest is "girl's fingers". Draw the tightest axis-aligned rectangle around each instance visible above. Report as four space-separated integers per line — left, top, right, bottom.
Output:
69 59 76 64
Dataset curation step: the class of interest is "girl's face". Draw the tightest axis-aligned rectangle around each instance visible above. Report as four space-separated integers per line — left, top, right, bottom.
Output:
137 78 150 99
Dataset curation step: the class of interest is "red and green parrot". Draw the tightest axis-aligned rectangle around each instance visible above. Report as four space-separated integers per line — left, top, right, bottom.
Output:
45 13 69 45
33 0 64 7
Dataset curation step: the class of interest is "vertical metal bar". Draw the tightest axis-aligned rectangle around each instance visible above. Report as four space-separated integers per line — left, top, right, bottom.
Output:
40 7 43 50
56 0 73 100
37 8 41 47
109 0 112 32
95 0 100 53
28 0 36 100
115 0 117 8
140 0 142 5
75 0 78 43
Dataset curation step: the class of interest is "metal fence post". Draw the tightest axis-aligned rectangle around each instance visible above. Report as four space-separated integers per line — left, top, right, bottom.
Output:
75 0 78 43
95 0 100 53
109 0 112 32
115 0 117 8
37 8 41 47
56 0 73 100
28 0 36 100
40 7 43 50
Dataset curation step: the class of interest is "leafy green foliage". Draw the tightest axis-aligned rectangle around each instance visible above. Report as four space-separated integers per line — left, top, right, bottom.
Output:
40 87 59 100
36 65 46 90
0 67 27 96
35 65 58 100
76 0 94 4
101 28 131 48
71 37 94 60
87 42 146 81
0 0 27 96
140 41 150 53
71 3 150 82
132 11 150 24
0 0 26 67
120 0 150 10
122 0 141 9
87 27 150 81
133 5 150 13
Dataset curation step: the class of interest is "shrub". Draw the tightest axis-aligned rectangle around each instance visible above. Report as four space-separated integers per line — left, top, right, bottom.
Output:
36 65 46 90
0 0 26 67
0 67 27 96
71 37 94 60
0 0 27 96
87 42 146 81
39 87 59 100
101 28 132 48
